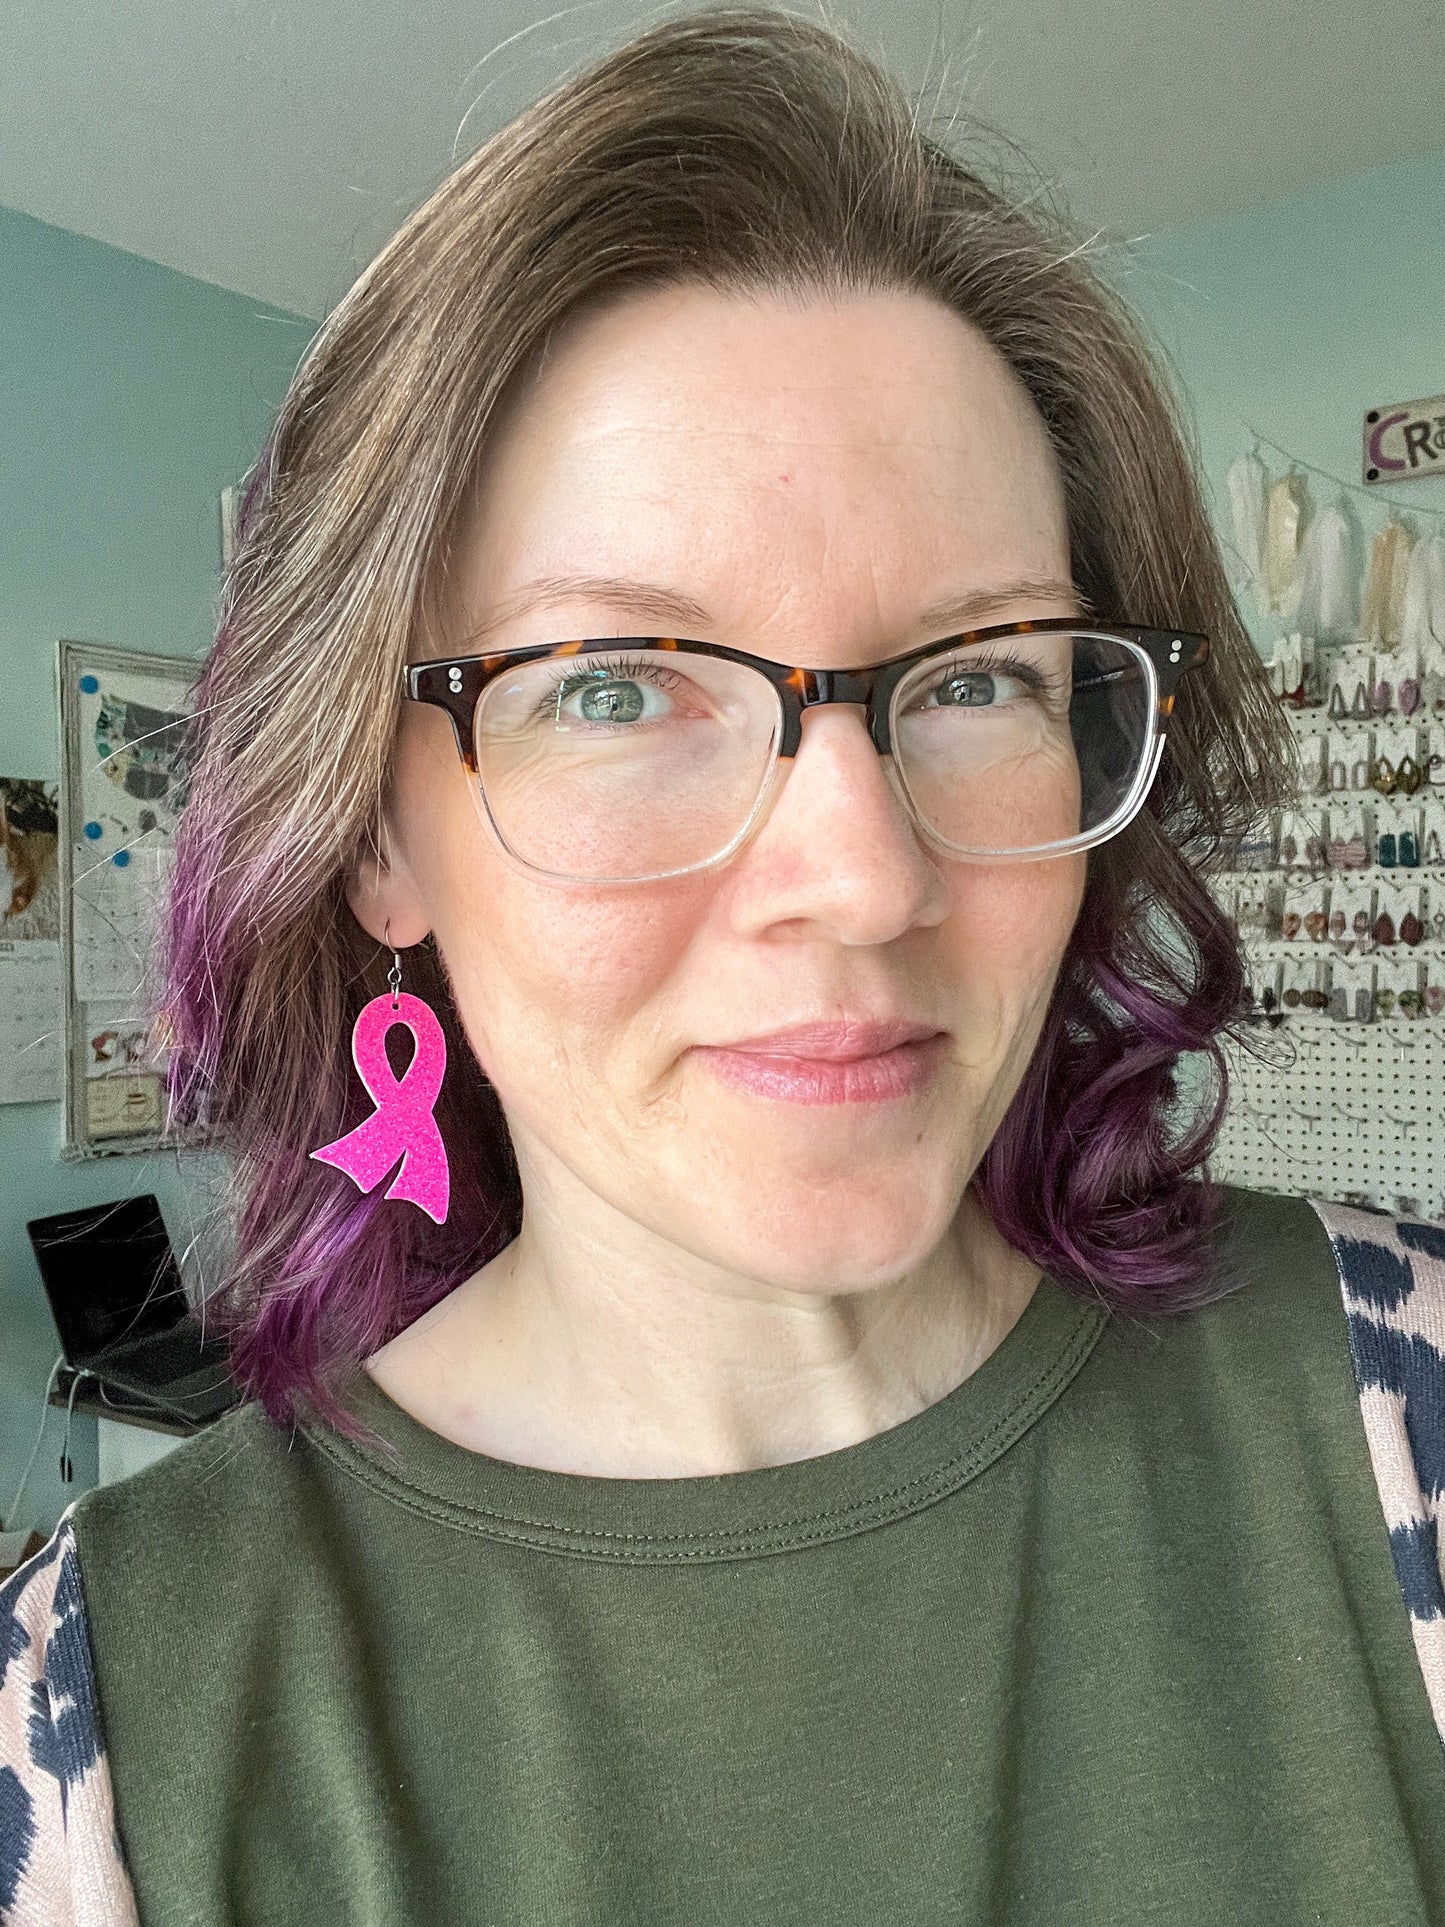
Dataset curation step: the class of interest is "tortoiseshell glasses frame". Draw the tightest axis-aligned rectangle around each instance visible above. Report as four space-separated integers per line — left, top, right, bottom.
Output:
404 616 1210 878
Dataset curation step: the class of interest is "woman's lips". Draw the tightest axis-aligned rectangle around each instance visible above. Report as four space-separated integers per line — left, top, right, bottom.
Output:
692 1023 948 1106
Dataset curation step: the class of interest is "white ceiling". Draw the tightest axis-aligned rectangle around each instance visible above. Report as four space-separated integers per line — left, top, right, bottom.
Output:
1 0 1440 320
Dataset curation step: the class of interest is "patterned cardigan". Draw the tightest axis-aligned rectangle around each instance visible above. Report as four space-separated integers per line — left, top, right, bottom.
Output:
2 1199 1444 1924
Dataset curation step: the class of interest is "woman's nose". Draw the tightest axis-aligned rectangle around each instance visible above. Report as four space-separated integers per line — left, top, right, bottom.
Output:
728 704 951 944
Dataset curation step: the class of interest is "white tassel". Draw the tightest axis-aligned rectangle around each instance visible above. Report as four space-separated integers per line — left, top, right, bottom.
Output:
1262 473 1309 614
1294 502 1357 642
1361 519 1415 651
1226 453 1267 601
1400 532 1445 654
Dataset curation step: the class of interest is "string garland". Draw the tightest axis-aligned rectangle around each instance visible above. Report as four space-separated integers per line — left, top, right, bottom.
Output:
1243 425 1445 523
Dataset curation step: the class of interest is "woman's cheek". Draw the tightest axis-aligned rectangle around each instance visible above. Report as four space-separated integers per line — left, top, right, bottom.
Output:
444 863 709 1089
943 854 1085 978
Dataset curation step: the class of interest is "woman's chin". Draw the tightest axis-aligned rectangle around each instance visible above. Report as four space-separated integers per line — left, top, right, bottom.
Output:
671 1174 969 1296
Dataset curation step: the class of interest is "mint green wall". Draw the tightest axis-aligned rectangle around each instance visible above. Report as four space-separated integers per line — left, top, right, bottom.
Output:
1123 144 1445 656
0 204 311 1537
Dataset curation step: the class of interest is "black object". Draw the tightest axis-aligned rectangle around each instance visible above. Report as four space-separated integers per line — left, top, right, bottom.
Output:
28 1194 237 1424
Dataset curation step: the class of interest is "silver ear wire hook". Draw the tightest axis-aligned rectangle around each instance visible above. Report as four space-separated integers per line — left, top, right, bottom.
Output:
383 919 402 1011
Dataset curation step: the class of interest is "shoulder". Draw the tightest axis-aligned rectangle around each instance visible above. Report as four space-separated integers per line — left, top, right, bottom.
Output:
71 1397 327 1654
72 1397 299 1575
1167 1183 1350 1354
1304 1200 1445 1602
1214 1182 1338 1288
0 1512 139 1925
69 1398 346 1703
1101 1187 1445 1747
1183 1186 1444 1401
1300 1198 1445 1744
1307 1198 1445 1351
1095 1186 1399 1446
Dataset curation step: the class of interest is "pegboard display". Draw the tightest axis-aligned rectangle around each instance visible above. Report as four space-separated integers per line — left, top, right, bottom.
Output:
1215 1023 1445 1219
1206 637 1445 1220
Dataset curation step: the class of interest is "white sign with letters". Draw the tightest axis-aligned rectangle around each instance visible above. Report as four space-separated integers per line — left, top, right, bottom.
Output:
1363 394 1445 484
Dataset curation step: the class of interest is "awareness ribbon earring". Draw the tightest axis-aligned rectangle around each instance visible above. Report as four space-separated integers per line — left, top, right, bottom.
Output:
310 937 451 1224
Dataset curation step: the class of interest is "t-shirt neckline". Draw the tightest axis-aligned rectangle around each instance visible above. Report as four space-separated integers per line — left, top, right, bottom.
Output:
305 1275 1108 1564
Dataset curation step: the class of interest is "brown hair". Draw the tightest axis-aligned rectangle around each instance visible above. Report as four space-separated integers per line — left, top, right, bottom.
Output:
165 6 1293 1426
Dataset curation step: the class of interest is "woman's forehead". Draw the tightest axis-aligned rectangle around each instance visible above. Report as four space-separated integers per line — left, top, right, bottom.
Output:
503 283 1055 473
451 283 1070 637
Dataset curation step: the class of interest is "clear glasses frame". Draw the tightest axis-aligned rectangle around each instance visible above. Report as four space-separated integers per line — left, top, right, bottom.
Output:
405 616 1211 878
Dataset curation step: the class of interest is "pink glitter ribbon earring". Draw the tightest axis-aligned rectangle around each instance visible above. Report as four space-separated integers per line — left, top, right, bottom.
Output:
310 935 451 1224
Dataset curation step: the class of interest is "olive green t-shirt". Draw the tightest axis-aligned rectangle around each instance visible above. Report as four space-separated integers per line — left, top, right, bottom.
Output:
72 1187 1445 1924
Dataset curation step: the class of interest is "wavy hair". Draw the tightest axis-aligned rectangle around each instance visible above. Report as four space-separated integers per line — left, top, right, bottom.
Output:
162 7 1294 1429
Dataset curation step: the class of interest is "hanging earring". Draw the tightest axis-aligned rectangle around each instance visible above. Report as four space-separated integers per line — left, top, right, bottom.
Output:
1424 829 1444 866
1350 681 1371 720
1327 682 1348 722
1370 756 1397 796
1400 678 1422 717
1399 829 1419 867
310 932 451 1224
1396 754 1422 796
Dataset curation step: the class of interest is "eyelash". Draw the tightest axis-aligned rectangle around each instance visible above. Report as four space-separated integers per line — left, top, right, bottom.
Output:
923 649 1055 695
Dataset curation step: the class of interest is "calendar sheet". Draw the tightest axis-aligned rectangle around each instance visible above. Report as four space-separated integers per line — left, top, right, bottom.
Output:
0 779 63 1106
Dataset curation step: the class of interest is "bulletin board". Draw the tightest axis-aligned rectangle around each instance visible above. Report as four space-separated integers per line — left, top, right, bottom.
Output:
57 638 209 1159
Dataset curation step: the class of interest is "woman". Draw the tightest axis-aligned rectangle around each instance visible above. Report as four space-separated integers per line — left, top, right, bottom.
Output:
5 11 1445 1923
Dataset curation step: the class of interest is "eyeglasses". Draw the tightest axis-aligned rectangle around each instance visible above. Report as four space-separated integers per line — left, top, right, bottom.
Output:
405 618 1209 883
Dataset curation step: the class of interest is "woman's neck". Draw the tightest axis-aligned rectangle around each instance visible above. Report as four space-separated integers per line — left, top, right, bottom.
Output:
364 1171 1041 1480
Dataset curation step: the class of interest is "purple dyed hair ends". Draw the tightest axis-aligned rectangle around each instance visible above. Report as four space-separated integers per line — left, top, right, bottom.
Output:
160 9 1294 1431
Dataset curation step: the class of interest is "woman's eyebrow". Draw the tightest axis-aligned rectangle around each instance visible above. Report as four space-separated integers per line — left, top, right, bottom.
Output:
475 575 715 640
467 572 1086 648
914 578 1087 631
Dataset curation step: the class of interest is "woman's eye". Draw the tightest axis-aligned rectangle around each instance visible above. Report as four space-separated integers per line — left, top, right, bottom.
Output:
925 667 1031 709
556 674 668 726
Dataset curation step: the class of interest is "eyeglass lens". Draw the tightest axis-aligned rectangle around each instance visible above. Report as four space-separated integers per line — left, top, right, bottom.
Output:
472 633 1154 881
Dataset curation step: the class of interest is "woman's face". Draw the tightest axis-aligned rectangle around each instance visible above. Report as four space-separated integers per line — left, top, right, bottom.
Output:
355 284 1086 1292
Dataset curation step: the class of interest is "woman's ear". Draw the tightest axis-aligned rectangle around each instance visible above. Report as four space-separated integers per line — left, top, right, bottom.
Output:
343 815 431 949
